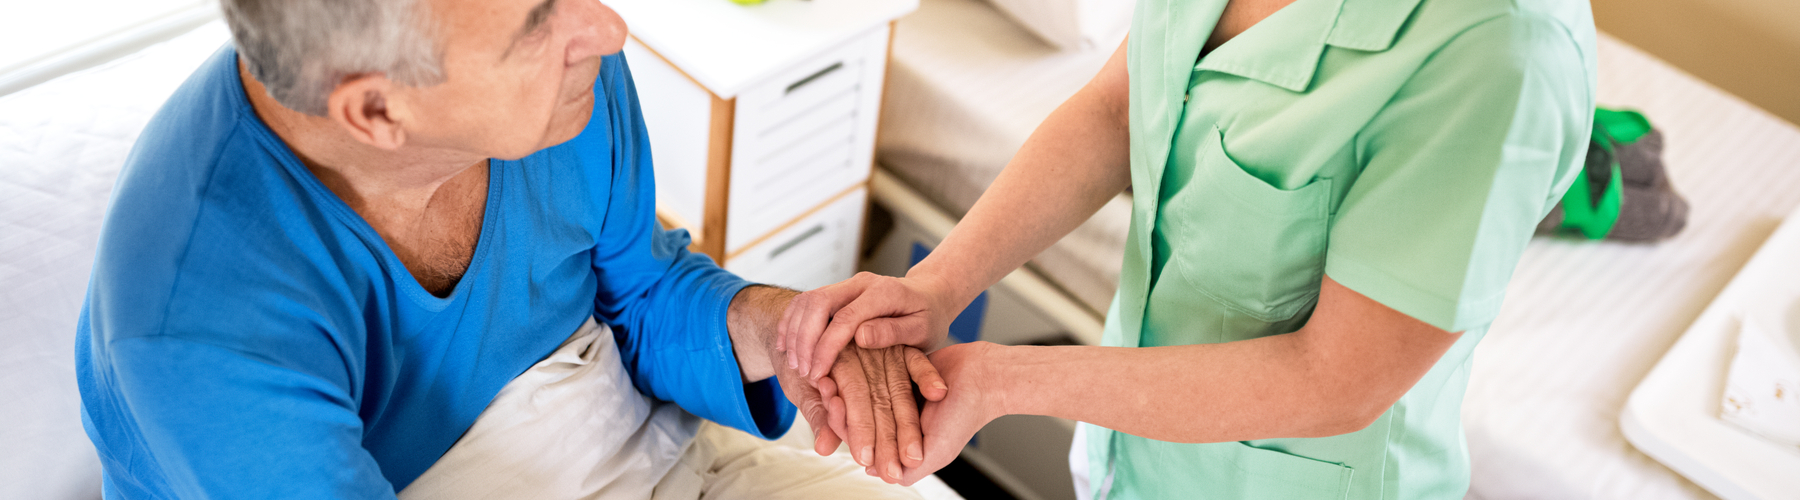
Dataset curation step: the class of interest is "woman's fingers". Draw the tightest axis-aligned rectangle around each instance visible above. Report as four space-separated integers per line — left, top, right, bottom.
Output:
885 347 926 469
898 397 969 486
856 315 933 352
788 274 875 378
808 303 866 380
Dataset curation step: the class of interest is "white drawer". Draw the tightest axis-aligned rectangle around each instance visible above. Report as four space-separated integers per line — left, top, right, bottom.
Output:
624 38 714 238
725 187 866 292
724 26 888 254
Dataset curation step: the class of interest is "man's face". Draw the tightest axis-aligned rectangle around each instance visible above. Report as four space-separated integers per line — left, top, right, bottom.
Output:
397 0 627 160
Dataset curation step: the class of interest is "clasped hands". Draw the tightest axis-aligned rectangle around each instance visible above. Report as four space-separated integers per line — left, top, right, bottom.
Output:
771 273 1001 487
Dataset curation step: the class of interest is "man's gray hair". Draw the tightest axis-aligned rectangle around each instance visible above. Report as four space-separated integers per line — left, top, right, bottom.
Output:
221 0 446 116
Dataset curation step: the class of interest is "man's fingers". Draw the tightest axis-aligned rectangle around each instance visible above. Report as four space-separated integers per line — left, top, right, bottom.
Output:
802 396 842 457
815 374 839 406
858 347 902 483
812 420 842 457
817 372 842 447
783 371 841 457
828 395 848 443
885 347 926 469
903 346 948 401
833 349 877 468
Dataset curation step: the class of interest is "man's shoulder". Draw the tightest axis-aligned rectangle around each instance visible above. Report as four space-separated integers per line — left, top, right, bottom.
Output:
89 46 376 344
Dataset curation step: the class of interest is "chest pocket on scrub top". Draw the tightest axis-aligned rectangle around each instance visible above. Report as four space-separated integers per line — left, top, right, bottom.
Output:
1156 125 1331 328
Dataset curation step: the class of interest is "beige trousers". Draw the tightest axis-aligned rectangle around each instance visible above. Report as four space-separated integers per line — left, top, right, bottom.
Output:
398 317 929 500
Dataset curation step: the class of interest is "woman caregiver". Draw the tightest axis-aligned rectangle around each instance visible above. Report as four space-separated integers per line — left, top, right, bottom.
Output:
780 0 1596 497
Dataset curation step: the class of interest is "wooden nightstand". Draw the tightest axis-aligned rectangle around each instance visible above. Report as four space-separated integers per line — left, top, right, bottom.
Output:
609 0 917 291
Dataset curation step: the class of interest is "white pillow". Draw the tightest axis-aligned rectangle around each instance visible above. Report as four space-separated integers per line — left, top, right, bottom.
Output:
984 0 1134 51
1721 293 1800 448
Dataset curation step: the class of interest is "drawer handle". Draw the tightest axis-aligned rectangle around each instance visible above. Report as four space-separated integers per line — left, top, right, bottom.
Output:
770 224 827 259
785 62 844 95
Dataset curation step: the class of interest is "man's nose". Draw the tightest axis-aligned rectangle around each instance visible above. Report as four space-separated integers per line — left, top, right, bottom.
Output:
563 0 627 64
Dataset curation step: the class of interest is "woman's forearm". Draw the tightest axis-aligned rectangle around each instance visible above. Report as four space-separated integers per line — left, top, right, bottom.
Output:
987 338 1361 442
983 278 1463 443
907 40 1132 308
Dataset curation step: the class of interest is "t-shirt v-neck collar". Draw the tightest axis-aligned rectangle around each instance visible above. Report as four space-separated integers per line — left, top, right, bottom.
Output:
223 46 506 311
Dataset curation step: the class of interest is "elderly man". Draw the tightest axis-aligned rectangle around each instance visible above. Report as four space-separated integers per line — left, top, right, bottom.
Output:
73 0 938 497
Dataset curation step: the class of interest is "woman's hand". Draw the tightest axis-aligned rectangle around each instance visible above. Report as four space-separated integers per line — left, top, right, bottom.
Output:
898 341 1007 486
776 272 963 381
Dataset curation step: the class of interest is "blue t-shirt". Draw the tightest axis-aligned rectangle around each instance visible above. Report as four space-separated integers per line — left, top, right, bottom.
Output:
74 45 795 499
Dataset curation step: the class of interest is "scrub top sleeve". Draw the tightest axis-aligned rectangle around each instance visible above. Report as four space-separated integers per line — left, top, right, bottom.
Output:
99 335 397 499
586 53 795 440
1324 15 1591 333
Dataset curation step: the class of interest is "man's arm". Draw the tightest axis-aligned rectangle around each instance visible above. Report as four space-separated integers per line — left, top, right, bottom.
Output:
92 334 397 498
600 52 943 480
726 285 794 382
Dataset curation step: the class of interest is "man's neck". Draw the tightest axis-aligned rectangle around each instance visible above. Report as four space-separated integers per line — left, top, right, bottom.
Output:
239 57 491 296
237 57 482 210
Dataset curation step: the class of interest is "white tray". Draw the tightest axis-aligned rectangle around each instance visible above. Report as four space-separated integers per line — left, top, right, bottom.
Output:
1622 204 1800 500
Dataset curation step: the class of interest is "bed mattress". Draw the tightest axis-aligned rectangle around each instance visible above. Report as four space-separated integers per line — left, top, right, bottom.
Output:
878 1 1800 498
878 0 1129 315
1462 36 1800 500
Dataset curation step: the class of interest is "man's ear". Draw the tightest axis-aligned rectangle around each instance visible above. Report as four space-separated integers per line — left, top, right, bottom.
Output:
326 74 408 150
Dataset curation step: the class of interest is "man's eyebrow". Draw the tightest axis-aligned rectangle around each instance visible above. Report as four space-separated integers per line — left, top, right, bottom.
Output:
503 0 559 58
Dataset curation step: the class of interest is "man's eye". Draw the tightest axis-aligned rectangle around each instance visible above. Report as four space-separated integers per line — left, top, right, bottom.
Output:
523 2 556 38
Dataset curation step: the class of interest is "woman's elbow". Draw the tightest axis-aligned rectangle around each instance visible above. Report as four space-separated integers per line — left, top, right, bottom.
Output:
1292 388 1395 438
1305 405 1386 438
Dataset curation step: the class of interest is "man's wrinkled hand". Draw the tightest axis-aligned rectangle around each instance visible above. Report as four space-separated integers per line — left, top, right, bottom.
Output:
813 345 947 483
773 358 845 458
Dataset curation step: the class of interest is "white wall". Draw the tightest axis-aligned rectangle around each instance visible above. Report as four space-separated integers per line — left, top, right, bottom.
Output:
1593 0 1800 126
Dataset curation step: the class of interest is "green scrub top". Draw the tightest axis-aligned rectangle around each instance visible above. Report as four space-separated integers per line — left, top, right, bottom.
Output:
1082 0 1597 497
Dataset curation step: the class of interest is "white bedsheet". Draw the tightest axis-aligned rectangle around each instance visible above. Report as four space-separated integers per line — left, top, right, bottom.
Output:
0 20 231 500
1463 36 1800 500
878 0 1128 315
878 2 1800 497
